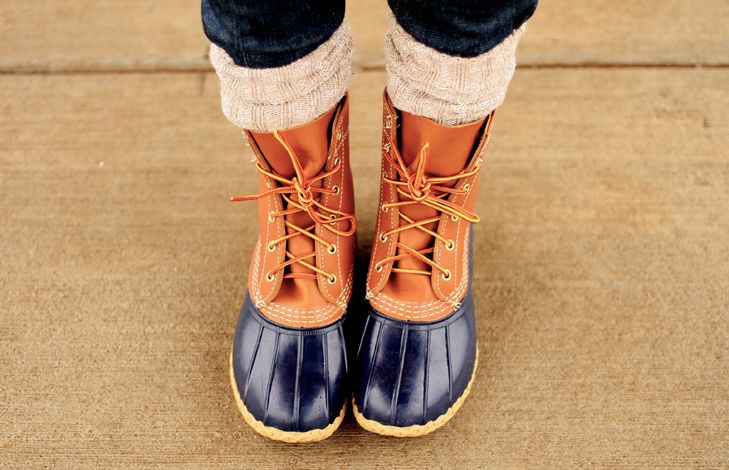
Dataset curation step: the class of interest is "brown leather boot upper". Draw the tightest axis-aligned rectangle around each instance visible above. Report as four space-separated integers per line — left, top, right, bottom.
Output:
234 96 356 328
367 92 495 322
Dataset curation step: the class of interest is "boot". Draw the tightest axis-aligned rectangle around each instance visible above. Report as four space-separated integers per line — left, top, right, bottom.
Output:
353 92 495 436
229 96 356 442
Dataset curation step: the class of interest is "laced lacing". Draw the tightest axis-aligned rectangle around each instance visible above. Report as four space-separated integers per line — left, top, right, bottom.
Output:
375 112 495 279
231 130 356 284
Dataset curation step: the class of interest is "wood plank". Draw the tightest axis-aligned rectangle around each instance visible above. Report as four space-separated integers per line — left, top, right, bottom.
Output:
1 0 728 72
0 1 209 72
352 0 729 67
2 69 728 467
517 0 729 66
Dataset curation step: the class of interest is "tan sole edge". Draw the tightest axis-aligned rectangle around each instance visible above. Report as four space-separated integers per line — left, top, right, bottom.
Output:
229 354 345 443
352 348 479 437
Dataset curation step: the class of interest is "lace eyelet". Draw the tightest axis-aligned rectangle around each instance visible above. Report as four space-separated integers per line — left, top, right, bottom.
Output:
445 239 455 251
327 244 337 254
265 273 275 282
385 115 392 129
379 233 388 242
381 204 389 213
441 270 451 281
327 275 337 285
450 215 459 222
268 211 276 222
332 185 340 195
267 241 276 252
375 264 384 273
462 183 471 191
336 129 342 141
333 157 340 166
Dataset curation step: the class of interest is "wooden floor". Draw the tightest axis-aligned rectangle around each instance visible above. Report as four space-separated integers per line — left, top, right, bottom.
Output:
2 2 729 468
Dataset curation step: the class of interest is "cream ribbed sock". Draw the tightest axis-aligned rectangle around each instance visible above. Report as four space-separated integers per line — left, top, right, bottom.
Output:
209 22 353 131
386 19 525 126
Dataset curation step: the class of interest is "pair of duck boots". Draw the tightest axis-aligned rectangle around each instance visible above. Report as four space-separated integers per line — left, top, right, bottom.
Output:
229 93 495 442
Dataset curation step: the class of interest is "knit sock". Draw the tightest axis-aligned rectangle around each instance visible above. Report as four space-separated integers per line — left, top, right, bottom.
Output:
209 22 353 131
385 18 525 126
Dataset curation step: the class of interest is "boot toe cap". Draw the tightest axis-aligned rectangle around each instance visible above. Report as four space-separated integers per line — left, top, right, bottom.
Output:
231 294 348 433
354 291 477 428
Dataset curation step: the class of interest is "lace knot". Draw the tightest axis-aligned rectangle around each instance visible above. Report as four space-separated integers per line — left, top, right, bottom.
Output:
292 177 314 206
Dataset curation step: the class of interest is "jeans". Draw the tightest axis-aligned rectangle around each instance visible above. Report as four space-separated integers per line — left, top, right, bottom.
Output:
202 0 537 68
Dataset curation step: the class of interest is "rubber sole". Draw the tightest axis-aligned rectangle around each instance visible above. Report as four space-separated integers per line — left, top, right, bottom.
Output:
352 349 479 437
229 354 345 443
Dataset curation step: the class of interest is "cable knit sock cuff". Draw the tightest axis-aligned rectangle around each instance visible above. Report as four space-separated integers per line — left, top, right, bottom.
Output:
209 22 353 131
386 20 525 126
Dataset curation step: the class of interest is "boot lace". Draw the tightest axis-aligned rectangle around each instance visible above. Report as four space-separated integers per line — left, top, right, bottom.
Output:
231 130 356 284
375 113 495 279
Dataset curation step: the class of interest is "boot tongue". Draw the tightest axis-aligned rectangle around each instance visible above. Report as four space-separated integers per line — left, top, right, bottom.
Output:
400 110 485 176
250 106 337 308
388 111 485 301
250 106 336 179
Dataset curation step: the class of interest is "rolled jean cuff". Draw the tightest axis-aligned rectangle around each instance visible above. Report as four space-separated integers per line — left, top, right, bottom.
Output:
209 21 352 131
202 0 345 68
386 19 525 126
388 0 536 57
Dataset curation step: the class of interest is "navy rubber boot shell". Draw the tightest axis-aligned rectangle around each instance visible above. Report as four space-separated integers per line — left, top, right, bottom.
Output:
354 288 477 427
354 234 478 429
230 294 348 433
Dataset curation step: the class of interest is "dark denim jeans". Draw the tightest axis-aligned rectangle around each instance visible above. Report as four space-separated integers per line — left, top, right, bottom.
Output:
202 0 537 68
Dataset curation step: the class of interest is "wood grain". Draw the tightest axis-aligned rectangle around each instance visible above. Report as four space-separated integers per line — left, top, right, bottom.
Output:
352 0 729 68
1 0 727 72
2 69 728 467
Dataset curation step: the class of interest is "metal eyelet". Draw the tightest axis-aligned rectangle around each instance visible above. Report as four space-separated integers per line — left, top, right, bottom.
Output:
385 115 392 129
375 265 384 273
332 185 340 195
327 275 337 285
268 211 276 222
267 241 276 252
381 204 389 213
441 270 451 281
333 157 340 166
445 239 455 251
462 183 471 191
379 233 388 242
336 129 342 141
266 273 275 282
450 215 459 222
327 244 337 254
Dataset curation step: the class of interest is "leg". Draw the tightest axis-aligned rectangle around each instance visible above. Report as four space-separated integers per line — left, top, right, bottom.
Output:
203 0 356 443
387 0 538 125
355 1 537 436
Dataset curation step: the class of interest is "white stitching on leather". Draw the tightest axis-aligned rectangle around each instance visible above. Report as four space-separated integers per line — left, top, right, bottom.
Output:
434 168 475 299
261 277 353 323
366 132 389 292
368 122 398 295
